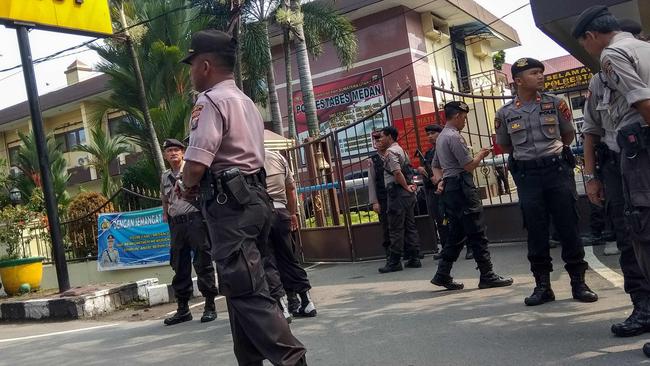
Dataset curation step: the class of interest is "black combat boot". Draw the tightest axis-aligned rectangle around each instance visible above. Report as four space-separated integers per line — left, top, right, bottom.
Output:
430 260 464 290
569 271 598 302
404 253 422 268
611 298 650 337
524 273 555 306
644 343 650 357
477 262 513 289
378 253 403 273
294 291 317 317
164 299 192 325
201 296 217 323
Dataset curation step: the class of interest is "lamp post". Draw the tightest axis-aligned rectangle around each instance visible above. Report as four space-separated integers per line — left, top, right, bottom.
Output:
9 187 21 206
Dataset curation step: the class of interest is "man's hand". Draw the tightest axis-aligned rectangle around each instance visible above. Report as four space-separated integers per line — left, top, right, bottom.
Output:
416 166 428 177
372 203 381 213
435 180 445 195
290 214 299 231
407 184 417 193
478 148 491 159
174 180 199 200
162 212 168 223
586 179 605 207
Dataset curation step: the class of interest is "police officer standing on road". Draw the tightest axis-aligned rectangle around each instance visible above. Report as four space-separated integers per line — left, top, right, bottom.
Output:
177 29 306 365
573 7 650 352
264 149 317 320
161 138 219 325
495 58 598 306
579 16 650 338
430 101 513 291
377 126 423 273
418 124 447 259
368 128 391 258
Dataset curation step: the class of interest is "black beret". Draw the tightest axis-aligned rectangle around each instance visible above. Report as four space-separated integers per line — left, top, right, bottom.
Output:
571 5 610 38
425 124 443 133
619 18 642 35
444 101 470 114
511 58 545 77
181 29 237 64
163 138 185 150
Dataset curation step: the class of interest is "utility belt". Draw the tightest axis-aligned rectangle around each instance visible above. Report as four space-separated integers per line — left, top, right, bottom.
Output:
617 123 650 159
442 171 474 192
200 167 266 205
509 150 572 173
169 211 203 225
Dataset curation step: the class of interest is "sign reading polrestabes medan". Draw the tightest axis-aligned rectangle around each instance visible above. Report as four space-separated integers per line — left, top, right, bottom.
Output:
0 0 112 37
544 67 592 92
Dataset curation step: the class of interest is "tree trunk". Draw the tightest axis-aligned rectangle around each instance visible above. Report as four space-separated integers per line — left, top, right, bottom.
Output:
119 3 165 176
290 0 319 137
282 0 297 140
265 21 284 135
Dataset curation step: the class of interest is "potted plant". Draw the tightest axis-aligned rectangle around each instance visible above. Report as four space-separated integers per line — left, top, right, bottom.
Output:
0 204 45 296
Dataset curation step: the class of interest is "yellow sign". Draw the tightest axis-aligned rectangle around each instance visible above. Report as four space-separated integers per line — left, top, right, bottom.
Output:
0 0 112 37
544 67 593 93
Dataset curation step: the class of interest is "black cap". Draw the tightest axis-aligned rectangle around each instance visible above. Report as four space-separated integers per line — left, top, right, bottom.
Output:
181 29 237 64
511 57 545 77
571 5 610 38
107 234 114 240
619 18 642 35
163 138 185 150
425 124 442 133
444 101 470 113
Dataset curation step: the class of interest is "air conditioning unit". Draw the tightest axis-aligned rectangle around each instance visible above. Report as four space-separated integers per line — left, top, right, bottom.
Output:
421 12 451 43
470 39 490 59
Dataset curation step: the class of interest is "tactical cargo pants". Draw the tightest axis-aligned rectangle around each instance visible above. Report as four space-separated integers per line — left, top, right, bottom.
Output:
387 186 421 259
268 208 311 294
512 160 588 275
169 214 218 301
203 185 306 366
424 185 448 249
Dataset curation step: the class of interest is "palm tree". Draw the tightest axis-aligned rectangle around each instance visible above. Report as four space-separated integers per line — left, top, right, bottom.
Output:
13 132 70 207
73 127 131 196
279 0 357 137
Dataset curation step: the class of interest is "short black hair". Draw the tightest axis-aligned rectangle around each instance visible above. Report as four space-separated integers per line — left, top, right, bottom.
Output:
444 105 462 120
425 124 443 133
582 14 621 36
381 126 398 141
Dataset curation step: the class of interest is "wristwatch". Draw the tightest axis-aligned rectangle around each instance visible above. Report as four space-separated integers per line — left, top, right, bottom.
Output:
583 173 597 183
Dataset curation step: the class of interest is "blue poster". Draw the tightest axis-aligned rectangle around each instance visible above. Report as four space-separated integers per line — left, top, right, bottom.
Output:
97 207 170 271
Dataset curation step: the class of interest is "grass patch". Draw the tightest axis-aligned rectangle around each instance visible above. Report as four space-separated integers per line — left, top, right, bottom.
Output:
304 210 379 228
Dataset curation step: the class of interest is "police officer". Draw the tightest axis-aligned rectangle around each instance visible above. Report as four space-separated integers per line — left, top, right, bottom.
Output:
495 58 598 306
178 29 306 365
573 8 650 349
430 101 513 290
100 235 120 268
264 149 317 320
377 126 422 273
161 138 219 325
368 128 391 258
418 124 447 258
579 17 650 338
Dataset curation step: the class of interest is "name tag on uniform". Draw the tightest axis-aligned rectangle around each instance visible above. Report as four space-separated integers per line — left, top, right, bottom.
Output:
541 103 554 110
506 116 522 123
544 116 557 123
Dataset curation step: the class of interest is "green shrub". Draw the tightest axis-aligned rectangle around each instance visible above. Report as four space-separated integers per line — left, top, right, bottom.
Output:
66 192 114 258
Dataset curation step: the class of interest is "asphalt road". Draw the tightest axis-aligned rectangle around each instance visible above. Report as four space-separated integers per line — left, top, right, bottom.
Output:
1 243 648 366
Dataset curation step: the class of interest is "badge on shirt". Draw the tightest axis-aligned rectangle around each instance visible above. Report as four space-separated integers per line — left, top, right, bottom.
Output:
558 100 571 121
190 104 204 130
511 122 522 130
544 116 557 123
541 103 554 110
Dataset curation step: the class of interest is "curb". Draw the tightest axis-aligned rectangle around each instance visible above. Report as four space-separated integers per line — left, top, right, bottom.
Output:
145 277 203 306
0 278 158 321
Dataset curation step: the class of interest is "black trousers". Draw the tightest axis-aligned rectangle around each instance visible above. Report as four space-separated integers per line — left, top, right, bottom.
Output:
512 160 587 274
268 208 311 295
424 185 449 249
377 197 391 253
169 216 218 301
601 151 650 303
203 186 306 366
620 149 650 300
387 187 421 258
588 202 608 235
439 177 491 266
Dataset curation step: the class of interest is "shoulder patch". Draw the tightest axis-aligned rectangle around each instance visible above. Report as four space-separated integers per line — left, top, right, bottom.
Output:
494 117 502 129
558 100 571 121
190 104 204 130
602 59 620 84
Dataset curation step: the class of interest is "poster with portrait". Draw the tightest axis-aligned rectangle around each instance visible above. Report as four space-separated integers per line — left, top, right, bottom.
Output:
97 207 170 271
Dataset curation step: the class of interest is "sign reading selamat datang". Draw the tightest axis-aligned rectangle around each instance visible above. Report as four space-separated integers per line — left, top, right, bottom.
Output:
544 67 593 93
0 0 112 37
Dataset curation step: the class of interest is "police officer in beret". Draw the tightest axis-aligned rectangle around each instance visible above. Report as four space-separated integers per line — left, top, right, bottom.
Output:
177 29 306 365
160 138 218 325
495 58 598 306
578 17 650 339
376 125 423 273
430 101 513 290
573 8 650 352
